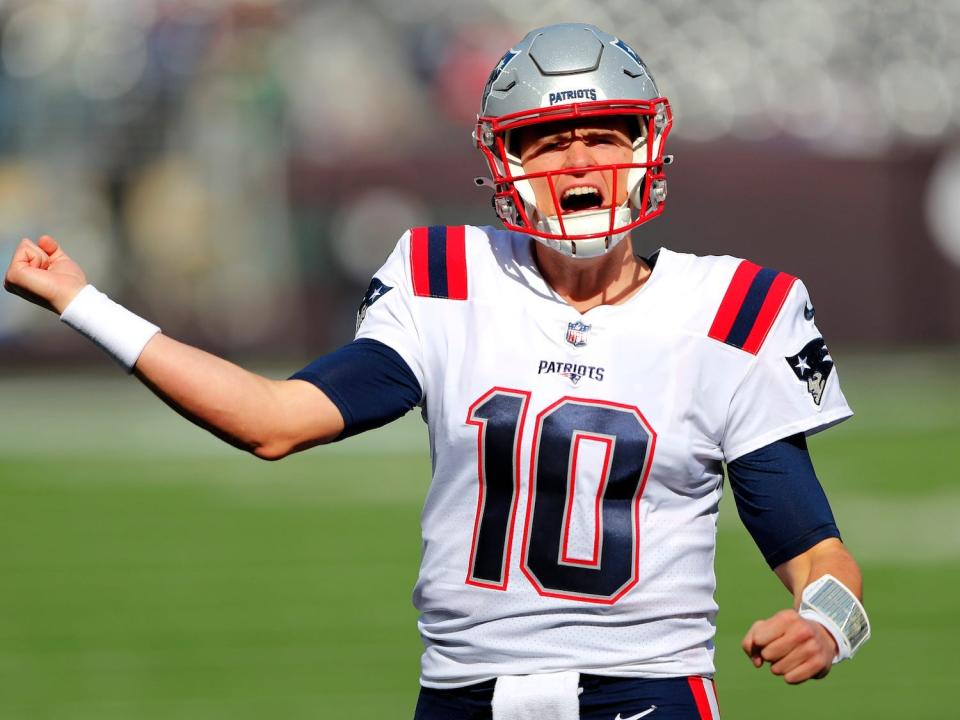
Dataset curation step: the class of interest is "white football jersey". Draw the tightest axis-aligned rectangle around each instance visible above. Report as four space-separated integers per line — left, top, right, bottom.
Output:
355 224 852 688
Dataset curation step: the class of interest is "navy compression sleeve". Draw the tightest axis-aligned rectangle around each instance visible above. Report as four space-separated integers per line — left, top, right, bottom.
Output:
727 433 840 569
290 338 422 440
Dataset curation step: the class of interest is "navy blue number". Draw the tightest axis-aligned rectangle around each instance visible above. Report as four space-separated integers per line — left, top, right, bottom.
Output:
466 392 655 604
523 399 653 602
465 389 530 589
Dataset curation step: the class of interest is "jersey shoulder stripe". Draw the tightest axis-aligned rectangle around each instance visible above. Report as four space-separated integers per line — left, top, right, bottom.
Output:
410 225 468 300
708 259 796 354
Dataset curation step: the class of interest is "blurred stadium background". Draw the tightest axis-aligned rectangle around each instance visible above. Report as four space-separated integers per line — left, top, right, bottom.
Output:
0 0 957 718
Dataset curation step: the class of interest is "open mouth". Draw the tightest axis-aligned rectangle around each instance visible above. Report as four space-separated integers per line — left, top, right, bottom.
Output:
559 185 605 214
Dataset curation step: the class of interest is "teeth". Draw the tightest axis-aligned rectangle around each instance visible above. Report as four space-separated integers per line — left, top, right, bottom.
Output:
562 186 601 200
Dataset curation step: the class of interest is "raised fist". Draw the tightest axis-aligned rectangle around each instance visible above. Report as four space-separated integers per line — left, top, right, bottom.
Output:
742 608 838 684
4 236 87 314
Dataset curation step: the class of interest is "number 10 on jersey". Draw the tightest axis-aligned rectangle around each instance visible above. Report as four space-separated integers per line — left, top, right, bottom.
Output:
465 387 657 604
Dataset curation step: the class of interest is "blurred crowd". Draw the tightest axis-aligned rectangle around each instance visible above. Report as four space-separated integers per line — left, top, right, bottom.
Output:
0 0 958 359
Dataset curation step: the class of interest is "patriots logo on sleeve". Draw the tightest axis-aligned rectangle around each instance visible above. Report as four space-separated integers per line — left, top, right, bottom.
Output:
356 277 392 332
785 337 834 406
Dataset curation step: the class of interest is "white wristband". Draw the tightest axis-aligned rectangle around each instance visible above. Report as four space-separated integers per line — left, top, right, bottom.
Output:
60 284 161 372
798 573 871 663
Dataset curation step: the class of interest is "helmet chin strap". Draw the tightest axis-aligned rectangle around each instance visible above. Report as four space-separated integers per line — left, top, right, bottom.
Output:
536 206 633 258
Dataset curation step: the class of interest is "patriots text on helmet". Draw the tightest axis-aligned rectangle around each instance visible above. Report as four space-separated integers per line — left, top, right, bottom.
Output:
548 88 598 106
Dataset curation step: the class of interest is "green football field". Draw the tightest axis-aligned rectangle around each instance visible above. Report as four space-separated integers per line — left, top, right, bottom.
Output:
1 351 957 719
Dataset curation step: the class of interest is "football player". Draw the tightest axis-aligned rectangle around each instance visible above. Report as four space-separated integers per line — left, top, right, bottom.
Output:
5 23 868 720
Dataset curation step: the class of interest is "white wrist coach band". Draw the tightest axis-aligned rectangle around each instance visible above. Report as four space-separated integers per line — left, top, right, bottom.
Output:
798 573 871 663
60 284 161 373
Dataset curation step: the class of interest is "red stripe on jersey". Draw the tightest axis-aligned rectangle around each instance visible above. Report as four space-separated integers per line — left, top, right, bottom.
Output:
445 225 468 300
688 676 715 719
741 271 797 354
708 261 761 344
410 226 431 297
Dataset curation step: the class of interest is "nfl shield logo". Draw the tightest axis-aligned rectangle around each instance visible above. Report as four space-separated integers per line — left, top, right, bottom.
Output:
565 320 591 347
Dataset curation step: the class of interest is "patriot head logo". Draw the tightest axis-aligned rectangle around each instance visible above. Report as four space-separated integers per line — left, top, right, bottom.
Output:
482 48 519 104
611 37 644 67
565 320 591 347
785 337 834 406
356 277 392 332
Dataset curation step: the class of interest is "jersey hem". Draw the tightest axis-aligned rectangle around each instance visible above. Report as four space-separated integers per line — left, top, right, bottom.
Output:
722 406 853 462
418 661 717 689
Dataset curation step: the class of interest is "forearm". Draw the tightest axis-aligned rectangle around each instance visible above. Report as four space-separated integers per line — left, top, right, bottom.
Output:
745 538 868 680
774 537 863 605
134 333 343 459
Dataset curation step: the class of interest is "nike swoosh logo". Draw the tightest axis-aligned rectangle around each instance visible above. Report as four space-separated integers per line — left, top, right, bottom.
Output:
614 707 657 720
804 303 815 321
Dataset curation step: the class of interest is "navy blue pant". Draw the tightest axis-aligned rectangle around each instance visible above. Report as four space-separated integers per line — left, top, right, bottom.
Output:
414 675 719 719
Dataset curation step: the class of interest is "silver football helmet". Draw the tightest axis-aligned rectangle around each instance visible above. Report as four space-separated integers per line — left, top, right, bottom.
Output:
475 24 672 258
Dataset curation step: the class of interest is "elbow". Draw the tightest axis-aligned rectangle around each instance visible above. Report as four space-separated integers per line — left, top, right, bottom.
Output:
207 425 293 461
250 441 292 462
247 430 338 461
238 400 343 461
240 429 295 461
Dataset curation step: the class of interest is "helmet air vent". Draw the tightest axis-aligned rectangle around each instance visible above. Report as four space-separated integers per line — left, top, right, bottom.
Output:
527 26 603 75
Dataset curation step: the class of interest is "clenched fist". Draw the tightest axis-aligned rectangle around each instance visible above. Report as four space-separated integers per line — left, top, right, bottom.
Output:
4 236 87 314
742 608 838 684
